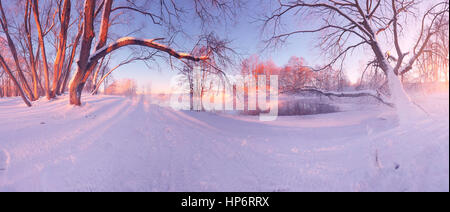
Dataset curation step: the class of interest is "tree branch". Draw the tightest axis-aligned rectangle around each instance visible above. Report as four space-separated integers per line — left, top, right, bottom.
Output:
282 86 394 107
87 37 209 71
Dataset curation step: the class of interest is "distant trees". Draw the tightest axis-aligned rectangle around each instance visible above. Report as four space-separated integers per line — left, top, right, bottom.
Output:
239 55 348 94
416 16 449 83
279 56 314 93
104 78 137 97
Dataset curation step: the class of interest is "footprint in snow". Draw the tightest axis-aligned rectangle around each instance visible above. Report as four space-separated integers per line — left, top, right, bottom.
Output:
85 114 97 119
0 149 10 187
0 149 9 172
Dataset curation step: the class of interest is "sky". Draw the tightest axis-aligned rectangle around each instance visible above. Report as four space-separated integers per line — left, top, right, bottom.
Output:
105 0 438 94
103 1 322 93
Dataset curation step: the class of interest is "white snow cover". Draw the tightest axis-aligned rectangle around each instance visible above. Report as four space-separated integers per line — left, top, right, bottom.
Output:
0 92 448 192
89 37 138 63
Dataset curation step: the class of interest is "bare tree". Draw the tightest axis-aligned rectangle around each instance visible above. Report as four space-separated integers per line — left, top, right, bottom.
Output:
23 0 40 100
0 0 34 101
69 0 240 106
60 11 84 95
31 0 55 100
180 33 236 111
50 0 71 97
279 56 314 93
0 0 241 106
416 16 449 83
264 0 449 112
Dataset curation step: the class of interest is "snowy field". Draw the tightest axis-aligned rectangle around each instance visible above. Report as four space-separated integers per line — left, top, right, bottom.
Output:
0 92 448 192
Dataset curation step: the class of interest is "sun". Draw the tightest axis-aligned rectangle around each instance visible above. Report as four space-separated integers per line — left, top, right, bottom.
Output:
347 73 360 85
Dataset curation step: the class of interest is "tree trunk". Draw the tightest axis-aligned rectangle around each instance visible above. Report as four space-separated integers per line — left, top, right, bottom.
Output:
24 0 40 100
51 0 71 97
91 56 106 93
32 0 51 100
70 0 209 106
60 24 83 95
370 40 415 105
381 58 422 123
82 0 113 88
69 0 96 106
189 72 194 111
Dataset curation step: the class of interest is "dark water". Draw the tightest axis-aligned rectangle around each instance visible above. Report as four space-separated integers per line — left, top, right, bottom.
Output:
241 99 340 116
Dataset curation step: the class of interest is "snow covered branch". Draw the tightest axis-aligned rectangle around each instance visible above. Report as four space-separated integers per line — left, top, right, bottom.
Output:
87 37 209 72
282 87 394 107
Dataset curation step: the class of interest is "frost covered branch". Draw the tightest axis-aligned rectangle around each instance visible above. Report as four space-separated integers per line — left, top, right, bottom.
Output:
87 37 209 72
282 86 394 107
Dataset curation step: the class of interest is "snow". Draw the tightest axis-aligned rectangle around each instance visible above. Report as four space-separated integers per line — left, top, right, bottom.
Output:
0 92 448 192
89 37 136 62
385 68 427 125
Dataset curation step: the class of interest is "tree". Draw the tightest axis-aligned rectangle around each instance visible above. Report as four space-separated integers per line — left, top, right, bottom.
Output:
23 0 40 100
60 11 84 95
0 0 240 107
50 0 71 97
264 0 449 119
279 56 314 93
179 33 235 111
416 16 449 83
69 0 239 106
31 0 53 100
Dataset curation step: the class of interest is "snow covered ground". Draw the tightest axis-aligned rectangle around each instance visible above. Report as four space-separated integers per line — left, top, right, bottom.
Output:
0 91 448 192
